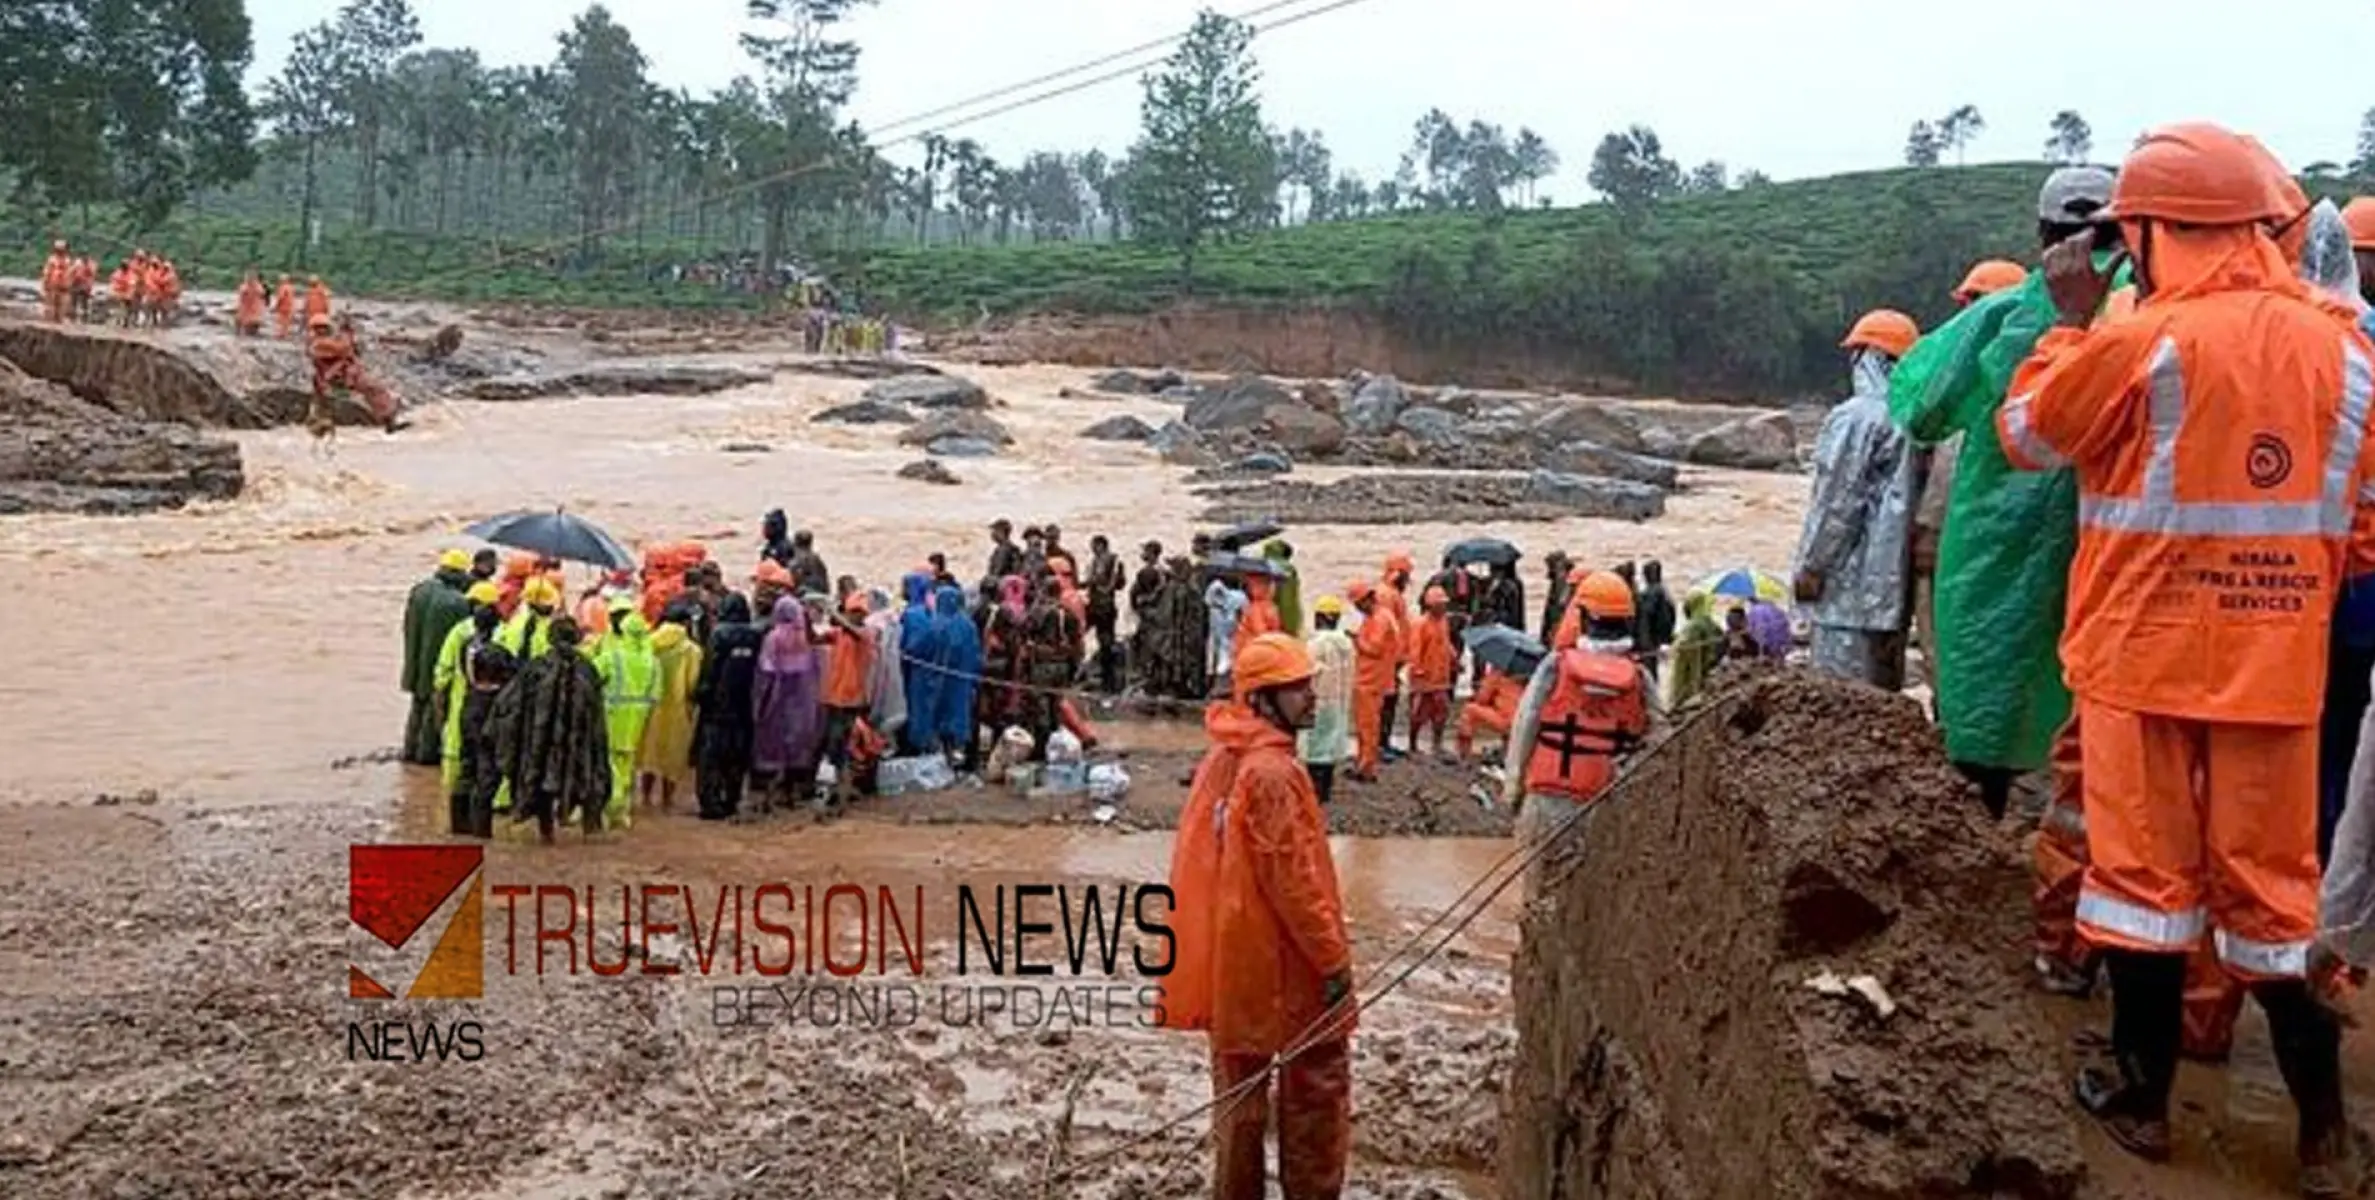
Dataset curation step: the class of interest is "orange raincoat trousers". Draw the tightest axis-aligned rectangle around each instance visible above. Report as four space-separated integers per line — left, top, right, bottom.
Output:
2000 222 2375 982
1160 701 1355 1200
1458 668 1525 758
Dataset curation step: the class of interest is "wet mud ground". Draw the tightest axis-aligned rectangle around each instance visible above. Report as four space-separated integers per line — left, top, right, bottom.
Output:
3 293 2371 1197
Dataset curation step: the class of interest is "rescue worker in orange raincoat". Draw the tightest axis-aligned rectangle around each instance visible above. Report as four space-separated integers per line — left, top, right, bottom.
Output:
303 276 332 332
1407 585 1458 758
68 254 95 323
308 314 406 432
1348 579 1398 779
1953 259 2030 306
38 241 72 322
1456 666 1525 761
1502 570 1652 894
1550 563 1591 651
234 270 266 337
1998 122 2375 1189
1160 632 1354 1200
1375 552 1416 757
273 275 297 339
1240 573 1283 640
148 256 180 326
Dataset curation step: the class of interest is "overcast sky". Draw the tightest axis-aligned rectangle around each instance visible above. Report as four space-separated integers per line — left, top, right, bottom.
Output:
244 0 2375 200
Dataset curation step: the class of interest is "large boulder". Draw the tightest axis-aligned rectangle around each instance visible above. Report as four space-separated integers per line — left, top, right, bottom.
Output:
460 363 771 400
1522 471 1666 522
898 459 961 485
1182 374 1346 457
0 360 243 514
1548 439 1680 490
1686 412 1798 471
1079 414 1159 442
1151 420 1218 467
898 409 1013 449
813 398 917 425
926 437 1002 458
1232 452 1294 476
1394 406 1463 446
864 374 989 410
1090 368 1184 396
1530 399 1646 454
1345 374 1411 435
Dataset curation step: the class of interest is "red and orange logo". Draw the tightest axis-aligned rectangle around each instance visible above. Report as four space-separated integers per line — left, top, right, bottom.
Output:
348 845 483 1000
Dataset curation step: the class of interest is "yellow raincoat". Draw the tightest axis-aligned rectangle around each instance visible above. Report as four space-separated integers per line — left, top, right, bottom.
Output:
638 622 702 790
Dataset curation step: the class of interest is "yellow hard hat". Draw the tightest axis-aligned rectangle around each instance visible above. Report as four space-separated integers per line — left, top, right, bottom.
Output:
522 577 561 608
465 582 502 607
438 548 471 572
1313 595 1346 617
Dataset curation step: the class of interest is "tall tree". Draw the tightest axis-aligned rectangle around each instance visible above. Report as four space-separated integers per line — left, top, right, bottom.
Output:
1014 152 1082 240
2045 110 2092 164
1586 125 1680 223
1509 128 1557 206
740 0 876 271
263 24 345 257
1903 120 1943 168
554 5 651 252
1684 160 1728 195
1122 9 1278 285
0 0 258 225
1937 104 1986 165
2355 107 2375 179
326 0 423 228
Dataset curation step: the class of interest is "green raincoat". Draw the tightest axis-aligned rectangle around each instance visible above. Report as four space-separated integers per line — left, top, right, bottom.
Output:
434 620 477 792
1261 541 1303 636
1887 265 2119 771
595 614 659 829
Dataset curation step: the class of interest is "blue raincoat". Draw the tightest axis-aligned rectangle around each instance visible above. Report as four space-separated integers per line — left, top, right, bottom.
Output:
934 585 983 751
898 572 945 754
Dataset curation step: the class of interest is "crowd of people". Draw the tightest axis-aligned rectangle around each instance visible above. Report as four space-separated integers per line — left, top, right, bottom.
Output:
37 240 186 327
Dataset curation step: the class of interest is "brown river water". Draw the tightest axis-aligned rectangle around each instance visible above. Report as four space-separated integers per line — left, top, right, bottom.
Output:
0 353 1812 1197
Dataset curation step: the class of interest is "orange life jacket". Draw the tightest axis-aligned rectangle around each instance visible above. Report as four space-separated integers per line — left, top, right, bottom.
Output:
1522 648 1647 803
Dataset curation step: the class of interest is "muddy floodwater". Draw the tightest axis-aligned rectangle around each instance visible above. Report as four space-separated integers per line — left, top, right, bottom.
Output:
0 345 1809 1198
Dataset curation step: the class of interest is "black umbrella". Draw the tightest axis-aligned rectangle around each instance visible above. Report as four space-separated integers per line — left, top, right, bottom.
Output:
464 508 636 571
1445 536 1521 569
1204 551 1287 581
1463 623 1547 678
1209 520 1284 551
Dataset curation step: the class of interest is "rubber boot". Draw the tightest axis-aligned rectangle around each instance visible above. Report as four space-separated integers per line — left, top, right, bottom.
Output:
2258 980 2366 1199
2077 949 2183 1162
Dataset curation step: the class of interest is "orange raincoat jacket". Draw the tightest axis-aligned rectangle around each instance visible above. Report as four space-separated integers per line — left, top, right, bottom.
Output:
1352 603 1399 770
273 280 296 337
1240 576 1282 640
304 281 332 325
235 276 266 331
822 624 876 709
109 265 135 303
1408 609 1457 702
1158 702 1354 1054
2000 226 2375 726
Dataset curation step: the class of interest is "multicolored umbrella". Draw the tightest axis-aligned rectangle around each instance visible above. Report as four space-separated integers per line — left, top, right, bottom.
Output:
1691 567 1790 608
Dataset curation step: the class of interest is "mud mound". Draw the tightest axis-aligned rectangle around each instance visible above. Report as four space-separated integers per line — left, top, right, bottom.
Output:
1502 671 2083 1200
1197 472 1664 526
0 360 243 514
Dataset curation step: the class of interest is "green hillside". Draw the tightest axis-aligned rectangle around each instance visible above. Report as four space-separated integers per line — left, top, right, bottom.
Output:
6 161 2067 396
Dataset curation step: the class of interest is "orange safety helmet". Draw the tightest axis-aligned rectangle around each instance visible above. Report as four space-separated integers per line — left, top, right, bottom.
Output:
1574 570 1636 622
1953 259 2029 302
1233 632 1317 693
2344 197 2375 250
1346 579 1377 605
2108 122 2298 227
1840 309 1919 359
1383 551 1415 575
